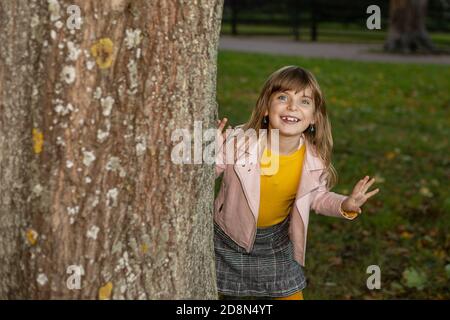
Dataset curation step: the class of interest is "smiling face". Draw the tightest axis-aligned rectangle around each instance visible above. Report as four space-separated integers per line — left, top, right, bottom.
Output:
265 87 315 137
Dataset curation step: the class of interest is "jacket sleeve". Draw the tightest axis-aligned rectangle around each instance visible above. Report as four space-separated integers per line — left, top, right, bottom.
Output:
310 182 360 220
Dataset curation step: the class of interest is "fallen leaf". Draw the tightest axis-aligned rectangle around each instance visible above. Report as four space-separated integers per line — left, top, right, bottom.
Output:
400 231 414 239
419 187 433 198
402 268 427 290
328 256 343 266
384 151 397 160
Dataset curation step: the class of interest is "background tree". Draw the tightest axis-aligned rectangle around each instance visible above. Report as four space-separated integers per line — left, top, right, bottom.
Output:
0 0 223 299
384 0 436 53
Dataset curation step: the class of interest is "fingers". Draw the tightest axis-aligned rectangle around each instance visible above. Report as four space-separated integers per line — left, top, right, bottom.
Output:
217 117 228 131
361 176 376 194
217 118 230 140
353 176 369 193
349 175 380 210
217 118 234 147
365 187 380 199
354 175 380 199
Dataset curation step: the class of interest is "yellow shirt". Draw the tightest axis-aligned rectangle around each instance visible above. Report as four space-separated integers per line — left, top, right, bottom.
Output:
257 144 306 227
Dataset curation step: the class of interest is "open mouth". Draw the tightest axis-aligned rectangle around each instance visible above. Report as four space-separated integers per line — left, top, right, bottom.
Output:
280 115 301 124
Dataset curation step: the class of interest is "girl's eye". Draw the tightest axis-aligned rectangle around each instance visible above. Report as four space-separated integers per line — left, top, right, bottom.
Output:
278 95 288 102
301 99 311 105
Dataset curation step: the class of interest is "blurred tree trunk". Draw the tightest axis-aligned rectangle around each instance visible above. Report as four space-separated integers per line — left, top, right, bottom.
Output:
384 0 436 53
0 0 223 299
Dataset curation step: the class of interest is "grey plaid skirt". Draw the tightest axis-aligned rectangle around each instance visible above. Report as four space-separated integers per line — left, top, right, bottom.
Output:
214 215 307 298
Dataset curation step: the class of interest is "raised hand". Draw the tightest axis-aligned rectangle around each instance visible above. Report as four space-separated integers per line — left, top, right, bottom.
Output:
341 176 380 214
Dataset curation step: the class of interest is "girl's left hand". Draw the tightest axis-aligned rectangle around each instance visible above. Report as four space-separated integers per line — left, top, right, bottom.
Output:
341 176 380 214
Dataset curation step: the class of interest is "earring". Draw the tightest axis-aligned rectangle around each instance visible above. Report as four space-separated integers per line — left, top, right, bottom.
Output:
309 124 315 133
263 115 269 125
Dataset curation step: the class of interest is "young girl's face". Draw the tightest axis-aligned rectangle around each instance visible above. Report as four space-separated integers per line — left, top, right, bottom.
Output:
265 87 315 137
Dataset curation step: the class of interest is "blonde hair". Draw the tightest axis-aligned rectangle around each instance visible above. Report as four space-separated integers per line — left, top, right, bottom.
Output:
242 65 338 189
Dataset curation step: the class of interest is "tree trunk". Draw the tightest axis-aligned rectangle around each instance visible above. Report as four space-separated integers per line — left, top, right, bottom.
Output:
384 0 436 53
0 0 223 299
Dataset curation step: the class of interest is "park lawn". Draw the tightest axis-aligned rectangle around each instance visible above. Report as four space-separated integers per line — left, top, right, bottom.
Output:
220 22 450 49
216 50 450 299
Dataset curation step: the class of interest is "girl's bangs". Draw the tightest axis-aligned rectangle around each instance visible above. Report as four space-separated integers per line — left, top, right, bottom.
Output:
271 71 315 96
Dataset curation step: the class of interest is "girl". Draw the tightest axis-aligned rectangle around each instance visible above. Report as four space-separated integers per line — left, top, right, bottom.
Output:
214 65 380 300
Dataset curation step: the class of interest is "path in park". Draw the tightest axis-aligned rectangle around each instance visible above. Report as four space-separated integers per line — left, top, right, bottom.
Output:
219 35 450 64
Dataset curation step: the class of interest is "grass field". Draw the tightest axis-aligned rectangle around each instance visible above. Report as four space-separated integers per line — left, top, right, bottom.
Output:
215 50 450 299
220 22 450 50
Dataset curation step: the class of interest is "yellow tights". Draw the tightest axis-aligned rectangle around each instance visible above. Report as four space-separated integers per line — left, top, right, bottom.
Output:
273 291 303 300
218 291 304 300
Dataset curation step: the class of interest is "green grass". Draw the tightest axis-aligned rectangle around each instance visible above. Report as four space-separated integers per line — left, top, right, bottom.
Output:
216 50 450 299
220 22 450 49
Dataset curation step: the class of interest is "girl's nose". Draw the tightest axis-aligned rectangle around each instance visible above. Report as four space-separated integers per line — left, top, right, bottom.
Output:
287 102 299 111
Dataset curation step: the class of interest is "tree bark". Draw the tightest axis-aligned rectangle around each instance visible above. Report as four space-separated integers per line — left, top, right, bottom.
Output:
384 0 436 53
0 0 223 299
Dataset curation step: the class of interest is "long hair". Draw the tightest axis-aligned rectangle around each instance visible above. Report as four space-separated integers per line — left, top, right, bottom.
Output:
242 65 338 189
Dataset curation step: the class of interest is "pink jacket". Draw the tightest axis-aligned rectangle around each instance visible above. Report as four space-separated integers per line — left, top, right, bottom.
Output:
214 125 358 266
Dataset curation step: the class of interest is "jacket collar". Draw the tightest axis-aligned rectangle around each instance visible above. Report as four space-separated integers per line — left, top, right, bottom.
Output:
233 127 326 172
